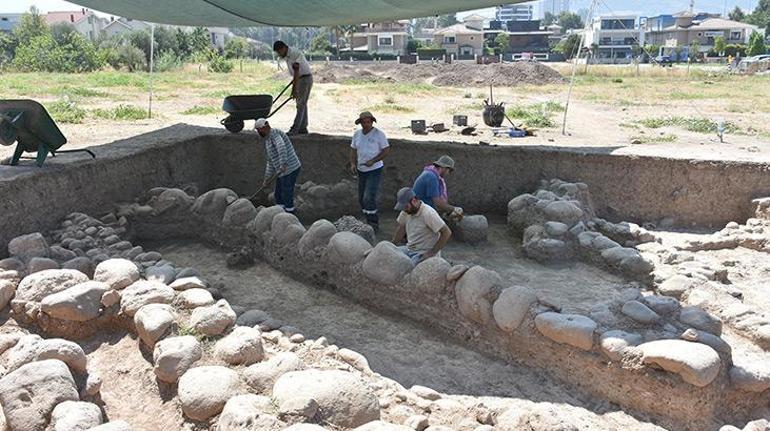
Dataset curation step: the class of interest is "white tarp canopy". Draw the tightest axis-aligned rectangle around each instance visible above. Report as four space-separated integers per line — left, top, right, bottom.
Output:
66 0 525 27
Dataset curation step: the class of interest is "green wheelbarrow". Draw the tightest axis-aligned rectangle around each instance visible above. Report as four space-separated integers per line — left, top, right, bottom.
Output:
1 99 95 167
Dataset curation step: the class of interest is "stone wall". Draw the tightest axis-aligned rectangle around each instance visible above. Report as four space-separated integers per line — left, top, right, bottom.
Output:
3 124 770 251
121 189 767 431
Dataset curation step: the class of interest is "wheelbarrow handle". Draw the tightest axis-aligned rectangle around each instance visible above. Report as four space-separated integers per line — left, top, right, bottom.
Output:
267 81 295 118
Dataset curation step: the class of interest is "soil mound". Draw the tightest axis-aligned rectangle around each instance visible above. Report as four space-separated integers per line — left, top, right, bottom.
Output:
313 62 565 87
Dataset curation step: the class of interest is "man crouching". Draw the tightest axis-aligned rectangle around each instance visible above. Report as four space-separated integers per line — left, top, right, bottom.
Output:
392 187 451 266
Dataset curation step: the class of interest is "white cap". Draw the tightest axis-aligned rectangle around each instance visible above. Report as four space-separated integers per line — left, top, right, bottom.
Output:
254 118 269 129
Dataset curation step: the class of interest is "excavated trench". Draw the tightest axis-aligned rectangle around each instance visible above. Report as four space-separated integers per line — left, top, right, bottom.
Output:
2 126 770 430
149 239 662 430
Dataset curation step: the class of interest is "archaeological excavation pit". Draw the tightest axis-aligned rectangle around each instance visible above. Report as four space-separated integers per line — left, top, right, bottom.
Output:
0 124 769 431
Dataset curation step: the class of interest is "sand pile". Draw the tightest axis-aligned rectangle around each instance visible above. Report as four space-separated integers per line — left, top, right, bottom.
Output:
312 62 565 87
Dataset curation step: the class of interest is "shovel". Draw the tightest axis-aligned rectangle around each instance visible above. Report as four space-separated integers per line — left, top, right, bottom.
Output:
247 172 279 201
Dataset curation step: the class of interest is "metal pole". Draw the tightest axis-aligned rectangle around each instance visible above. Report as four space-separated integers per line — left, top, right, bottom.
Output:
562 0 597 135
148 23 155 119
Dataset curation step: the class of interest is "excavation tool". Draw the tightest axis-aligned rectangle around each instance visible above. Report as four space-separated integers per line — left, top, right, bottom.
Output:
0 99 95 167
247 172 279 201
221 81 293 133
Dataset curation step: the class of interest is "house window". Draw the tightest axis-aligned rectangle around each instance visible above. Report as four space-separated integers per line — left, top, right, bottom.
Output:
444 36 456 44
731 31 741 40
378 37 393 46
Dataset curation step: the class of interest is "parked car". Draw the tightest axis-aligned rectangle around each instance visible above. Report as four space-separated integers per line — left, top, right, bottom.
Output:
745 54 770 62
653 55 673 67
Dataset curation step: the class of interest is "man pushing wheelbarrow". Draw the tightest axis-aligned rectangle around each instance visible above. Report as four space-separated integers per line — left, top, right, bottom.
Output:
221 40 312 134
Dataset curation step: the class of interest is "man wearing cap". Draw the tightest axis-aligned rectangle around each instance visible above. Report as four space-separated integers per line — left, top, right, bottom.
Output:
273 40 313 135
392 187 452 266
350 111 391 230
255 118 301 214
412 155 464 222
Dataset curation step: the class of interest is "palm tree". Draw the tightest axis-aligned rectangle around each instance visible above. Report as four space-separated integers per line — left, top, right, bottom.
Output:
331 24 357 56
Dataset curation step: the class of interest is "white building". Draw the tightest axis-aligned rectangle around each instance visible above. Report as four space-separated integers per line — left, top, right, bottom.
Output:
583 14 644 64
496 4 535 22
44 9 108 42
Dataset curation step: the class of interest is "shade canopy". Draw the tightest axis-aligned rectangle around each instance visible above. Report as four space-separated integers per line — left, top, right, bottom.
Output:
67 0 524 27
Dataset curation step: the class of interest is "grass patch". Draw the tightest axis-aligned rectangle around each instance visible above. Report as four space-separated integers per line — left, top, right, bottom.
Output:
181 105 220 115
62 87 109 98
175 322 208 342
366 103 414 113
637 116 740 134
506 101 565 128
631 134 679 144
47 99 87 124
92 104 148 121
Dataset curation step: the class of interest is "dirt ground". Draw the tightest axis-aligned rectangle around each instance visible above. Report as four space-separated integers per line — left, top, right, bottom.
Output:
152 239 664 431
2 61 769 164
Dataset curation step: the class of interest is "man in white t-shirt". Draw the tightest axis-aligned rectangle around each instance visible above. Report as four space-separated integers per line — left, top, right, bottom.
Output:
349 111 390 230
392 187 452 267
273 40 313 135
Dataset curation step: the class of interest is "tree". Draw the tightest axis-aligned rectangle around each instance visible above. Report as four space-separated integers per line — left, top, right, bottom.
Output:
747 30 768 56
406 37 422 53
224 36 251 58
13 6 48 46
714 36 726 57
13 31 103 72
50 23 77 45
189 27 211 54
309 32 332 54
554 34 582 59
175 28 192 58
330 24 355 55
558 12 584 33
0 33 14 68
746 0 770 34
729 6 746 22
437 14 458 27
543 12 557 26
494 32 510 53
689 40 700 61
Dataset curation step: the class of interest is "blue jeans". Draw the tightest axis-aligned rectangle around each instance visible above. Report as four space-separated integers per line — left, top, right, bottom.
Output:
274 167 300 213
398 246 422 267
357 167 382 226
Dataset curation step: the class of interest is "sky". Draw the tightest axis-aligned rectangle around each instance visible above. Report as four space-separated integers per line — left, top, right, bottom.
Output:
5 0 765 19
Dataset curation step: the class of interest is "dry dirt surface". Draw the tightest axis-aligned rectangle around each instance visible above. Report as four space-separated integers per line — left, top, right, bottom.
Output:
154 239 664 431
313 62 567 87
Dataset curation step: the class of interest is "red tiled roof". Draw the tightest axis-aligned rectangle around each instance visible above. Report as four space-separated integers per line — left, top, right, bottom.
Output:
44 10 90 25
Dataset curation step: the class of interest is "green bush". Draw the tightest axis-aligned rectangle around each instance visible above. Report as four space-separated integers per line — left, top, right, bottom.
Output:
208 54 233 73
92 104 148 120
47 99 86 124
181 105 220 115
506 101 565 128
154 51 182 72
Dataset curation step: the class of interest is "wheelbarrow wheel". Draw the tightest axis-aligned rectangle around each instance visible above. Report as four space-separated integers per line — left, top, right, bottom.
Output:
224 119 244 133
